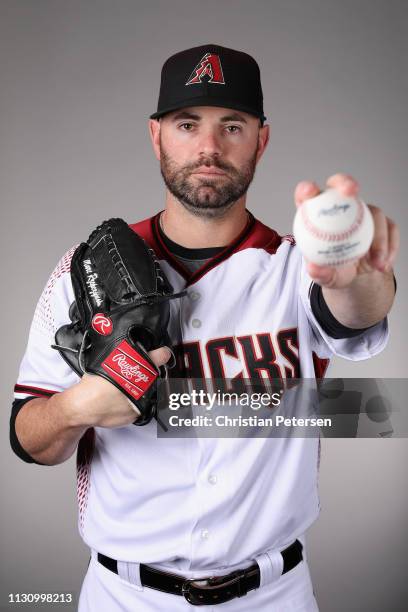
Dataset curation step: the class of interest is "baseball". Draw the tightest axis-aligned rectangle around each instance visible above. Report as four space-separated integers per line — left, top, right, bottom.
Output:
293 188 374 266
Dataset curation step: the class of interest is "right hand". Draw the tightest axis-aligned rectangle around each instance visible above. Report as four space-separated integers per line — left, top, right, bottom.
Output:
68 346 172 428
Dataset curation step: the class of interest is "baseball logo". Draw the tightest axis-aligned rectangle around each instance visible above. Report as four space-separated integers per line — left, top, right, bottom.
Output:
92 313 113 336
293 188 374 267
186 52 225 85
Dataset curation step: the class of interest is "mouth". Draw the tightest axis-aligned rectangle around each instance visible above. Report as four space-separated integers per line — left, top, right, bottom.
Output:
191 167 227 177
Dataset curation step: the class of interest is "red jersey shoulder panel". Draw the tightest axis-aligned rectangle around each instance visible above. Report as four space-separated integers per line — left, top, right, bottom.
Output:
128 212 296 286
129 214 164 254
129 212 294 256
235 217 295 255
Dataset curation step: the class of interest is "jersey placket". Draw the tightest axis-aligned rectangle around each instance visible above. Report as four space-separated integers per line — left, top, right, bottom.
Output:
174 278 228 568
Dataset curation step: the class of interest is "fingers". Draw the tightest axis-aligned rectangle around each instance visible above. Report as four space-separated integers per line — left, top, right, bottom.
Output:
294 181 320 207
148 346 172 368
294 173 359 207
366 205 388 271
366 206 399 273
306 261 337 287
385 217 400 272
326 173 359 197
306 260 358 289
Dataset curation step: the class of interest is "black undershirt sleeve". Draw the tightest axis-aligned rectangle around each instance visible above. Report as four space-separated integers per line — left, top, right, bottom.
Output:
10 397 45 465
310 276 397 340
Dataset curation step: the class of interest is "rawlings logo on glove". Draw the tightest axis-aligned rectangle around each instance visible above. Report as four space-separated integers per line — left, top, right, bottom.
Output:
102 340 157 397
92 314 113 335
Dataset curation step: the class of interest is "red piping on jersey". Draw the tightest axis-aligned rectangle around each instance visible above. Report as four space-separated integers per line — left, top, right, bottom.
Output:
151 213 191 280
312 353 330 379
152 211 258 285
130 211 286 287
14 384 58 398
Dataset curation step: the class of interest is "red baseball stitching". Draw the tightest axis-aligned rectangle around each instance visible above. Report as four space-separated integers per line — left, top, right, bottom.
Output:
301 199 365 242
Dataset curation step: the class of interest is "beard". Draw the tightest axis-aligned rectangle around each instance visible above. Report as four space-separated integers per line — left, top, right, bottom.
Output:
159 140 259 219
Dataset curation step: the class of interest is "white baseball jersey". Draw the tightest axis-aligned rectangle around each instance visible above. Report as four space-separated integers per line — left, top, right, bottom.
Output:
14 211 388 573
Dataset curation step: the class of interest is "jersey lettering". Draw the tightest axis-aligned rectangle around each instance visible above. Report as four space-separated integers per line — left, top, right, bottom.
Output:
277 328 300 378
171 329 300 390
206 337 246 393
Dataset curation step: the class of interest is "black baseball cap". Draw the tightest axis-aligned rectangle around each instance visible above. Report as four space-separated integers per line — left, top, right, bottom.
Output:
150 44 266 124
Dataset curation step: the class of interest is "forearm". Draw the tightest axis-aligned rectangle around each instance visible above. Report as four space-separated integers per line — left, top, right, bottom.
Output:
14 374 144 466
15 384 89 466
322 269 396 329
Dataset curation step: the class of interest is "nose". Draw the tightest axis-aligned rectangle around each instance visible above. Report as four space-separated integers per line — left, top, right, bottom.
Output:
197 126 223 158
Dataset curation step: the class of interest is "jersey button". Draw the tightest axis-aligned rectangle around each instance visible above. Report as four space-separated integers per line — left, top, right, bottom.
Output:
192 319 202 328
201 529 210 540
189 291 201 301
208 474 217 485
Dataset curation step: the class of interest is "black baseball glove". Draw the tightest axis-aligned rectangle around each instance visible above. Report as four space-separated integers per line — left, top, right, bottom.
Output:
53 218 184 426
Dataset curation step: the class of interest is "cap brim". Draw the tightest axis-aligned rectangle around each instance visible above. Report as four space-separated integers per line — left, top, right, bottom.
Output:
150 97 266 122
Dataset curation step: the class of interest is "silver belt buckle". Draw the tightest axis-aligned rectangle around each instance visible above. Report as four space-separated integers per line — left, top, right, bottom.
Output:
181 569 248 605
182 576 213 605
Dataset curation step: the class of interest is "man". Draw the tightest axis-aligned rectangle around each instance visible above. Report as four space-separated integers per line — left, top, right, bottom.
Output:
11 44 398 611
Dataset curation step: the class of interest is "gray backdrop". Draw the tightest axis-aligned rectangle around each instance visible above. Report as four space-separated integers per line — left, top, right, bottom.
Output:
1 0 407 610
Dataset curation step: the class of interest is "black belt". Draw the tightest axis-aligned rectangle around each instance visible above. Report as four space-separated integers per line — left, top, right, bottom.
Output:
97 539 303 606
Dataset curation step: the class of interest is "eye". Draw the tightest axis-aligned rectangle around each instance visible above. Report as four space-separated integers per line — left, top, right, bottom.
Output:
179 122 195 131
225 125 242 134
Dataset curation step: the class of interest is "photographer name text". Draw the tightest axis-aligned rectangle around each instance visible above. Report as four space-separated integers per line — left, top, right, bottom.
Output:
167 415 332 428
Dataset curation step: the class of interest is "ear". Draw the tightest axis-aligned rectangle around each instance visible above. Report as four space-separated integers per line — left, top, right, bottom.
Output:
148 119 161 161
255 124 270 163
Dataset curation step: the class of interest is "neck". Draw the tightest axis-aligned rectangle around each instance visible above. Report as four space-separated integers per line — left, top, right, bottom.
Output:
160 192 249 248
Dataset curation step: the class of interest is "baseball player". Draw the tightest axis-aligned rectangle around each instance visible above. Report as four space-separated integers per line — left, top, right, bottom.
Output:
11 45 398 611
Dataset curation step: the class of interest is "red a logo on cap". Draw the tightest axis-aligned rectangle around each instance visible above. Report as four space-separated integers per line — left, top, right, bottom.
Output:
186 53 225 86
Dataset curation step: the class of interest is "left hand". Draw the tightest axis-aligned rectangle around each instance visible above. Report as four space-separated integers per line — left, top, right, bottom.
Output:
294 173 400 289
